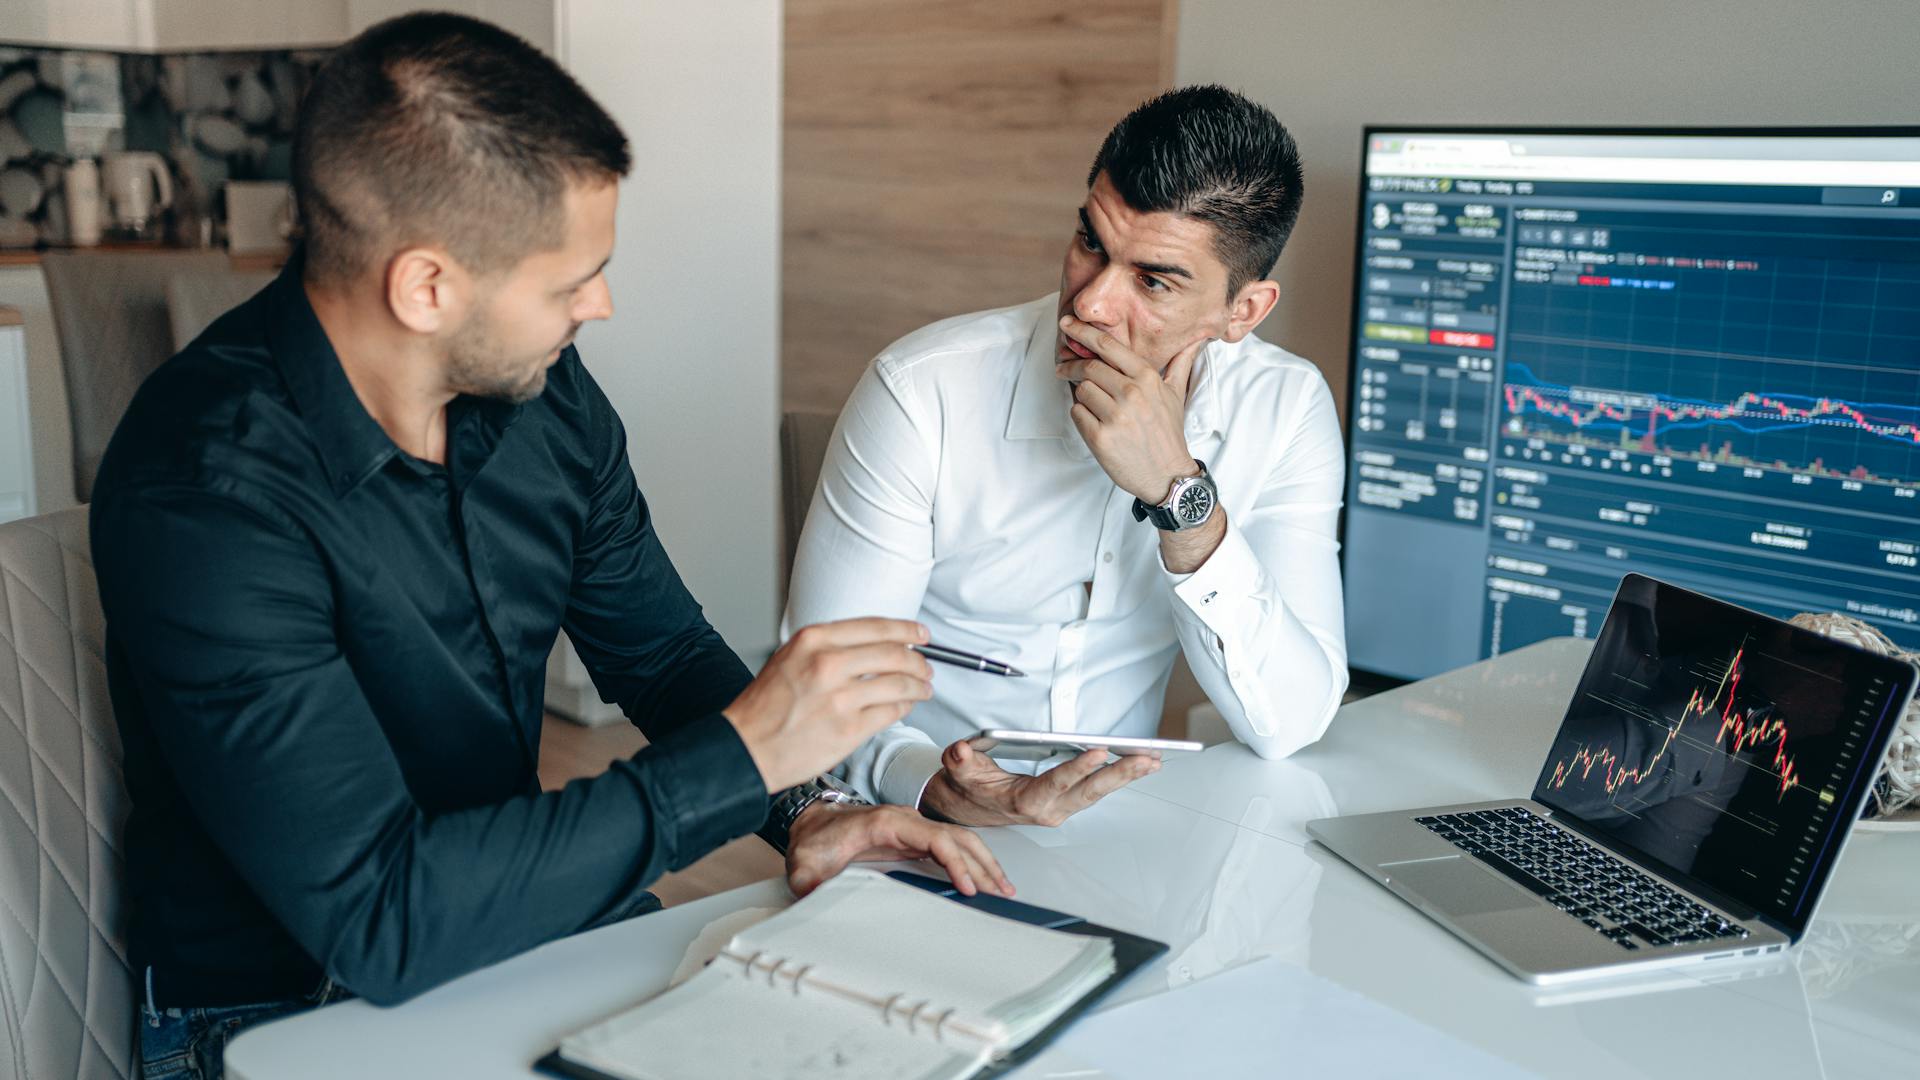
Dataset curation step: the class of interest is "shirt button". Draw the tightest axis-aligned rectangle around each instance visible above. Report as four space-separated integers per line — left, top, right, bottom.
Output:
1229 669 1242 680
1102 551 1114 564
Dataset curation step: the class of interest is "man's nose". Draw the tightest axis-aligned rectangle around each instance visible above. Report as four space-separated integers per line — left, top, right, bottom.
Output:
577 275 614 322
1073 266 1125 327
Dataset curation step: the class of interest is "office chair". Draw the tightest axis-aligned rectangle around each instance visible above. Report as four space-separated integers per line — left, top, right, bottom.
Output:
0 506 136 1080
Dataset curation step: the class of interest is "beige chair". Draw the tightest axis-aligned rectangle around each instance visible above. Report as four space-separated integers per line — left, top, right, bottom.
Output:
778 409 839 583
164 269 276 354
40 251 231 503
0 506 134 1080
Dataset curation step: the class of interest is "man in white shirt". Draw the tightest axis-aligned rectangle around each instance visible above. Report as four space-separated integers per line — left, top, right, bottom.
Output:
784 85 1347 826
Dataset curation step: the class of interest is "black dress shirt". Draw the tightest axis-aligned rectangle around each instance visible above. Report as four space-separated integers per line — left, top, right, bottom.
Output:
92 264 769 1008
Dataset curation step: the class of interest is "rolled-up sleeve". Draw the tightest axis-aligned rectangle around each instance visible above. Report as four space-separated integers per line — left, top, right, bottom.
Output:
93 485 767 1006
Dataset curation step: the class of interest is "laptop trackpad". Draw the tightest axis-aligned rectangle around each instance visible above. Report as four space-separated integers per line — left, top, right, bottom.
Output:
1387 857 1539 916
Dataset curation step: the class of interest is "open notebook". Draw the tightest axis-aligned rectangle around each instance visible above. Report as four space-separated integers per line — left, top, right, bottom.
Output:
540 869 1162 1080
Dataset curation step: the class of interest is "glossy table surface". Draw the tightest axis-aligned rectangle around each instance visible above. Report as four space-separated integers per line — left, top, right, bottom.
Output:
228 637 1920 1078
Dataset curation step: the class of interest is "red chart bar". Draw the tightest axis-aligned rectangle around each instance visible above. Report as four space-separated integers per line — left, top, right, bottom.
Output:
1428 329 1495 349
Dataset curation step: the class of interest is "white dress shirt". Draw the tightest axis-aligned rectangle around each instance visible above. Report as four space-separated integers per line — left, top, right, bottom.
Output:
783 294 1349 806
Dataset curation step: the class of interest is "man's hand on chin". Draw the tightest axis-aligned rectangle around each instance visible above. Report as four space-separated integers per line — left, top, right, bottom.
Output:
919 737 1158 828
1054 315 1208 503
784 800 1013 899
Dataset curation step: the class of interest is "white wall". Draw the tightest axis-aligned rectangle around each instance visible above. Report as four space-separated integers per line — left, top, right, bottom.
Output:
148 0 348 49
1176 0 1920 416
560 0 784 661
347 0 554 53
2 0 146 51
3 0 348 51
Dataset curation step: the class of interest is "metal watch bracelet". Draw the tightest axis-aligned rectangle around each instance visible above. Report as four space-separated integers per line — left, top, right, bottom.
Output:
766 773 869 852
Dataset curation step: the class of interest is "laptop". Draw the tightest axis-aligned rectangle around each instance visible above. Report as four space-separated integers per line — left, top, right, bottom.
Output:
1307 573 1917 985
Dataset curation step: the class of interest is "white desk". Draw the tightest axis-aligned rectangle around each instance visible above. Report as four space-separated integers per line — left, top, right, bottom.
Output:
228 637 1920 1079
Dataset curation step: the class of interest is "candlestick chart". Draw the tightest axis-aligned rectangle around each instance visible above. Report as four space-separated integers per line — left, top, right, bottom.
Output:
1546 647 1804 807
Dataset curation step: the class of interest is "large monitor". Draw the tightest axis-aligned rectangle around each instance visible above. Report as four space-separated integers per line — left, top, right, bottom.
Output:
1341 128 1920 681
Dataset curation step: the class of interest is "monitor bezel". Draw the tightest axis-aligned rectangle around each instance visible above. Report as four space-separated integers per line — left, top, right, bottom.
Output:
1335 123 1920 687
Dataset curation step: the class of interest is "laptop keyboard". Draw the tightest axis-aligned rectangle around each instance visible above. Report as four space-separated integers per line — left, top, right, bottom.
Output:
1415 807 1751 950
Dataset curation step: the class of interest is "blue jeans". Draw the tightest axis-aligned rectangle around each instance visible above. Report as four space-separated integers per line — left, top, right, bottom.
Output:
138 891 663 1079
139 976 355 1080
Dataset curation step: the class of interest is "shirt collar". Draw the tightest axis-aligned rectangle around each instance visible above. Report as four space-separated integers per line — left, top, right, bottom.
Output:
266 259 522 496
267 261 401 496
1004 294 1225 450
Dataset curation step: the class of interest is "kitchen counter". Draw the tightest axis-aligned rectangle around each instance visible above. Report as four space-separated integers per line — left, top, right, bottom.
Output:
0 245 286 272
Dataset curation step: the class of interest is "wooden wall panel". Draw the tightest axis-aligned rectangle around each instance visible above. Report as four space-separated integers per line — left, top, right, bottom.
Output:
783 0 1176 414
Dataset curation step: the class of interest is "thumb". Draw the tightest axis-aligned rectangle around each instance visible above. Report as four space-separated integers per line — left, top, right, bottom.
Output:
1163 336 1209 401
944 738 1004 779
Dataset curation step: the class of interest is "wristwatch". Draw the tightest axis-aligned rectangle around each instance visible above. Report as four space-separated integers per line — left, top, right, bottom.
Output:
1132 459 1218 532
765 773 870 852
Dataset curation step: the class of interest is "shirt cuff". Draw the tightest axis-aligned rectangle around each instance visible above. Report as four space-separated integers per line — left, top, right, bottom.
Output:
642 711 770 870
878 742 946 809
1165 517 1264 632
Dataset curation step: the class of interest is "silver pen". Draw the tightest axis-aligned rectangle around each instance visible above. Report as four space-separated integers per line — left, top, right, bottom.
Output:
908 642 1027 678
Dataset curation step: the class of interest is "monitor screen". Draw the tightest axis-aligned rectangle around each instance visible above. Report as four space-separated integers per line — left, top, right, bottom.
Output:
1532 574 1914 932
1341 128 1920 681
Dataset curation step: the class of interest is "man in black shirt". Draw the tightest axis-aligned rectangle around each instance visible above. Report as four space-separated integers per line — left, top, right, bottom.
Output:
92 14 1008 1077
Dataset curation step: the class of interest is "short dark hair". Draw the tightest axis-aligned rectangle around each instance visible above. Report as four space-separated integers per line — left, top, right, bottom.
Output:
293 12 631 284
1087 85 1304 296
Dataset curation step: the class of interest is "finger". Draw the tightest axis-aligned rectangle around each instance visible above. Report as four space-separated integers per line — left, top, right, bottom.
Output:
1058 315 1150 377
953 827 1013 896
796 618 929 650
927 833 979 896
841 673 933 712
1068 402 1099 439
858 699 917 730
1162 335 1209 399
943 738 1009 781
1039 748 1111 795
1066 753 1158 805
1071 377 1118 421
1075 356 1134 396
823 641 935 682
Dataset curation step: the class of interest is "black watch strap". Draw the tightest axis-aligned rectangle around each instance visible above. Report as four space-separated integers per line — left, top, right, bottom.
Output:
1131 498 1180 530
1132 459 1209 531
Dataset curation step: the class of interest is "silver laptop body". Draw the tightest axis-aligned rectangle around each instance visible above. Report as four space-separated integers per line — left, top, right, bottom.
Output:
1308 574 1917 985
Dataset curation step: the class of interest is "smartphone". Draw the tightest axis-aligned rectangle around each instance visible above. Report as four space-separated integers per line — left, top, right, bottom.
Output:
964 729 1204 761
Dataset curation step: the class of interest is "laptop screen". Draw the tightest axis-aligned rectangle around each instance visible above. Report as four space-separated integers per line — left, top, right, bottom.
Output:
1531 574 1915 933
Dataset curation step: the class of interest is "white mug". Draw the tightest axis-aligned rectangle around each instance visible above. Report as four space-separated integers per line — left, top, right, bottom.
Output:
101 150 174 232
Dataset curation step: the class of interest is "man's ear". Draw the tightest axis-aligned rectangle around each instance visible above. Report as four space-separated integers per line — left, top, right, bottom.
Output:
384 247 465 335
1220 279 1280 343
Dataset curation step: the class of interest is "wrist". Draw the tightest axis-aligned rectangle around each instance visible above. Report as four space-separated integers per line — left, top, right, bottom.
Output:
1138 456 1200 504
720 705 778 794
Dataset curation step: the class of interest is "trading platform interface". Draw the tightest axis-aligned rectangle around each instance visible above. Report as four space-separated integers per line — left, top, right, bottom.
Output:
1343 130 1920 680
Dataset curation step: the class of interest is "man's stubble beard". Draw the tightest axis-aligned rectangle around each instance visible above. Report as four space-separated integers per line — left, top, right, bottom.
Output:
444 311 573 406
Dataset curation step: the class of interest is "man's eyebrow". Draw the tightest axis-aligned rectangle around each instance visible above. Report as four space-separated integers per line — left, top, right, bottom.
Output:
1078 206 1192 281
568 256 611 289
1135 260 1192 281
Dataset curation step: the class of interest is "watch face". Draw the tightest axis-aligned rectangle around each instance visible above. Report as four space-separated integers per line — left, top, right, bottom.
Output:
1176 480 1215 525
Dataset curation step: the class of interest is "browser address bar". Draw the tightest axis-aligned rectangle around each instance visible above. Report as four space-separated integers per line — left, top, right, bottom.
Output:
1370 154 1920 187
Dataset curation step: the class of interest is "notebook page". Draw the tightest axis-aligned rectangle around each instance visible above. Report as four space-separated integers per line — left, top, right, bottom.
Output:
730 870 1113 1041
558 960 990 1080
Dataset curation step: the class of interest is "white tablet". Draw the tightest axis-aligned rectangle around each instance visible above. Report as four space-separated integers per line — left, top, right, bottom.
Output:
964 729 1204 761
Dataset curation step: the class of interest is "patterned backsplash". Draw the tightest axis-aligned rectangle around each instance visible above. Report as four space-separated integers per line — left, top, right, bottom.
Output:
0 41 333 248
